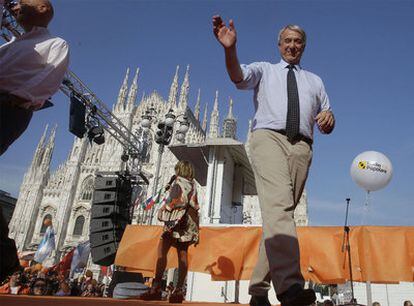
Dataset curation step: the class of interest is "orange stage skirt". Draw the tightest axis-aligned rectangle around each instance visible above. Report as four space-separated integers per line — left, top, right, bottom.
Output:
115 225 414 284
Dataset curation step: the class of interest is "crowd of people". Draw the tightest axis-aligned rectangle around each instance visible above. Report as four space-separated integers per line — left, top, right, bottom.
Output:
0 266 106 297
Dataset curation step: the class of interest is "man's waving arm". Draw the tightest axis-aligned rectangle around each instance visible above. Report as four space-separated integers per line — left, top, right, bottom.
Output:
212 15 243 84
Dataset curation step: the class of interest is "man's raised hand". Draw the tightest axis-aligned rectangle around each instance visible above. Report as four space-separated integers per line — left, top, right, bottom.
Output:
212 15 237 49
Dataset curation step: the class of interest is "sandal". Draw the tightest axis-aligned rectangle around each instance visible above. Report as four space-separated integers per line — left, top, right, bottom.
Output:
140 285 162 301
169 287 184 303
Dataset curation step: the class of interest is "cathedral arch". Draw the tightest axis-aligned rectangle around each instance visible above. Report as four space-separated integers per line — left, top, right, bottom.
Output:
72 215 85 236
79 176 94 201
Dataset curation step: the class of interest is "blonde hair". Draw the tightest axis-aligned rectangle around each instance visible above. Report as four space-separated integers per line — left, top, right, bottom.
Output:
174 160 195 180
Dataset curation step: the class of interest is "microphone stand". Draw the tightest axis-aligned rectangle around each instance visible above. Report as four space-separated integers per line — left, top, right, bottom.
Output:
341 198 356 304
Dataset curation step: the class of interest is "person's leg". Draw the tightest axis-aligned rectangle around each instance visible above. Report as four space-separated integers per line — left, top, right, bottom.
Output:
168 242 189 303
141 235 173 300
176 242 189 289
248 237 272 306
248 130 312 296
0 100 33 156
154 235 173 284
289 140 313 207
276 138 314 304
248 237 271 295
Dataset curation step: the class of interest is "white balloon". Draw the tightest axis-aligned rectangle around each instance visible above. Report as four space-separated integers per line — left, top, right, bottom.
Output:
350 151 393 192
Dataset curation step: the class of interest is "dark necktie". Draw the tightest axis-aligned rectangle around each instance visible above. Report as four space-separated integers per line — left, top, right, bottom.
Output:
286 64 300 142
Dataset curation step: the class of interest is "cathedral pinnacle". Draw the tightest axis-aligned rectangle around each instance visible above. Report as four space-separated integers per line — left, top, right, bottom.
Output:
213 90 219 111
41 124 57 170
31 124 49 170
208 90 220 138
48 124 57 146
126 67 140 110
222 97 237 139
194 89 201 121
37 124 49 150
116 67 130 111
202 102 208 131
178 64 190 112
226 97 234 119
168 65 179 109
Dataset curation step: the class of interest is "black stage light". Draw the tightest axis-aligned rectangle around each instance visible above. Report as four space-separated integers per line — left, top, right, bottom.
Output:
86 113 105 145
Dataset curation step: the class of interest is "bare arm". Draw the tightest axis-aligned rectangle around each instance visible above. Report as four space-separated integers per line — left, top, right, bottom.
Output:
212 15 243 83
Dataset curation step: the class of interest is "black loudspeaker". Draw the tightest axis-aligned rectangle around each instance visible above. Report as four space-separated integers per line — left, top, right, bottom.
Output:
90 173 131 266
69 94 86 138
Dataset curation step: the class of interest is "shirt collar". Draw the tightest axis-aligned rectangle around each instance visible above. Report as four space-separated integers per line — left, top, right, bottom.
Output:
278 59 301 72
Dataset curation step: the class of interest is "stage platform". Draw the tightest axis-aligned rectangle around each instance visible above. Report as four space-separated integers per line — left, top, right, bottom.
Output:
0 295 246 306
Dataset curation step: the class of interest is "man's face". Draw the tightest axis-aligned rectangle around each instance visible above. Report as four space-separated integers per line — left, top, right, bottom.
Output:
278 29 305 65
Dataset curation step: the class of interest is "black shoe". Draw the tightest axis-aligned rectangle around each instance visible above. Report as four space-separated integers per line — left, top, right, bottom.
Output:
250 294 271 306
277 284 316 306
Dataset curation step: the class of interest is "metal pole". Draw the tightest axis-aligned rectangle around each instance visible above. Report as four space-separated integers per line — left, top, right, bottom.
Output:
342 198 355 303
366 281 372 306
234 280 240 303
346 227 355 303
149 143 164 224
385 284 390 306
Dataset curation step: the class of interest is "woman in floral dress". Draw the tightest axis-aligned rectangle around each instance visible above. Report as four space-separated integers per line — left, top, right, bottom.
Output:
141 160 199 303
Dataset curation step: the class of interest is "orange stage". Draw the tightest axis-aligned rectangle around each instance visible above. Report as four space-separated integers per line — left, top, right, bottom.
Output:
115 225 414 284
0 295 240 306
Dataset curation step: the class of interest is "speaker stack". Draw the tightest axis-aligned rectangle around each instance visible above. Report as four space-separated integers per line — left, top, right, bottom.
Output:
90 172 132 266
69 94 86 138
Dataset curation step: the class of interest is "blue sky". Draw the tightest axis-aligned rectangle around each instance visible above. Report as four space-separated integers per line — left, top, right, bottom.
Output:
1 0 413 226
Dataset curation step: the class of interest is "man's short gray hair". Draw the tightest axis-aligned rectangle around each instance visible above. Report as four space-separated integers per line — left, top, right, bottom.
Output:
278 25 306 46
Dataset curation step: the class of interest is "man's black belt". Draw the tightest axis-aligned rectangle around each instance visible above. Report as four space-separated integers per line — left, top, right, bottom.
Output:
267 129 313 146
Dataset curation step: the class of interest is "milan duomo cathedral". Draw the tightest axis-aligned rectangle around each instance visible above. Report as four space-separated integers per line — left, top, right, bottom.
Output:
8 65 308 263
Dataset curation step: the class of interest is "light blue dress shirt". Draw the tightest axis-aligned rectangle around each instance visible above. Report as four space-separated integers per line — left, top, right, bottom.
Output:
236 59 331 140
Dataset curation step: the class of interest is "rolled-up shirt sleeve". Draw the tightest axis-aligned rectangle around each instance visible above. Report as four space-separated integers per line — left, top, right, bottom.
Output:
235 62 264 90
318 79 331 113
11 39 70 109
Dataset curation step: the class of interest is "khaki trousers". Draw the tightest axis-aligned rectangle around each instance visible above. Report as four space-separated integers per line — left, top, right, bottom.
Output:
248 129 313 296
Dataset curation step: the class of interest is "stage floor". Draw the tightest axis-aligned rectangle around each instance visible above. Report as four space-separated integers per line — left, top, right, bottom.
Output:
0 295 246 305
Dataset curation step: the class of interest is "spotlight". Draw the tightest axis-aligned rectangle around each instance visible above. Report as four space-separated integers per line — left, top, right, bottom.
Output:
86 111 105 145
88 126 105 145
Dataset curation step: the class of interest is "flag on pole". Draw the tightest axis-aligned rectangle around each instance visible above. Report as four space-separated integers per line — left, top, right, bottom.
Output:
133 189 145 209
34 225 56 263
69 241 90 277
53 248 75 275
142 189 162 211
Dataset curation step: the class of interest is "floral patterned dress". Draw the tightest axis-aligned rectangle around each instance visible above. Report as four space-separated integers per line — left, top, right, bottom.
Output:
159 176 200 245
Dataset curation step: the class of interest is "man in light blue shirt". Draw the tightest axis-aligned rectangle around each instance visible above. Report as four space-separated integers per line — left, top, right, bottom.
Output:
213 16 335 306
